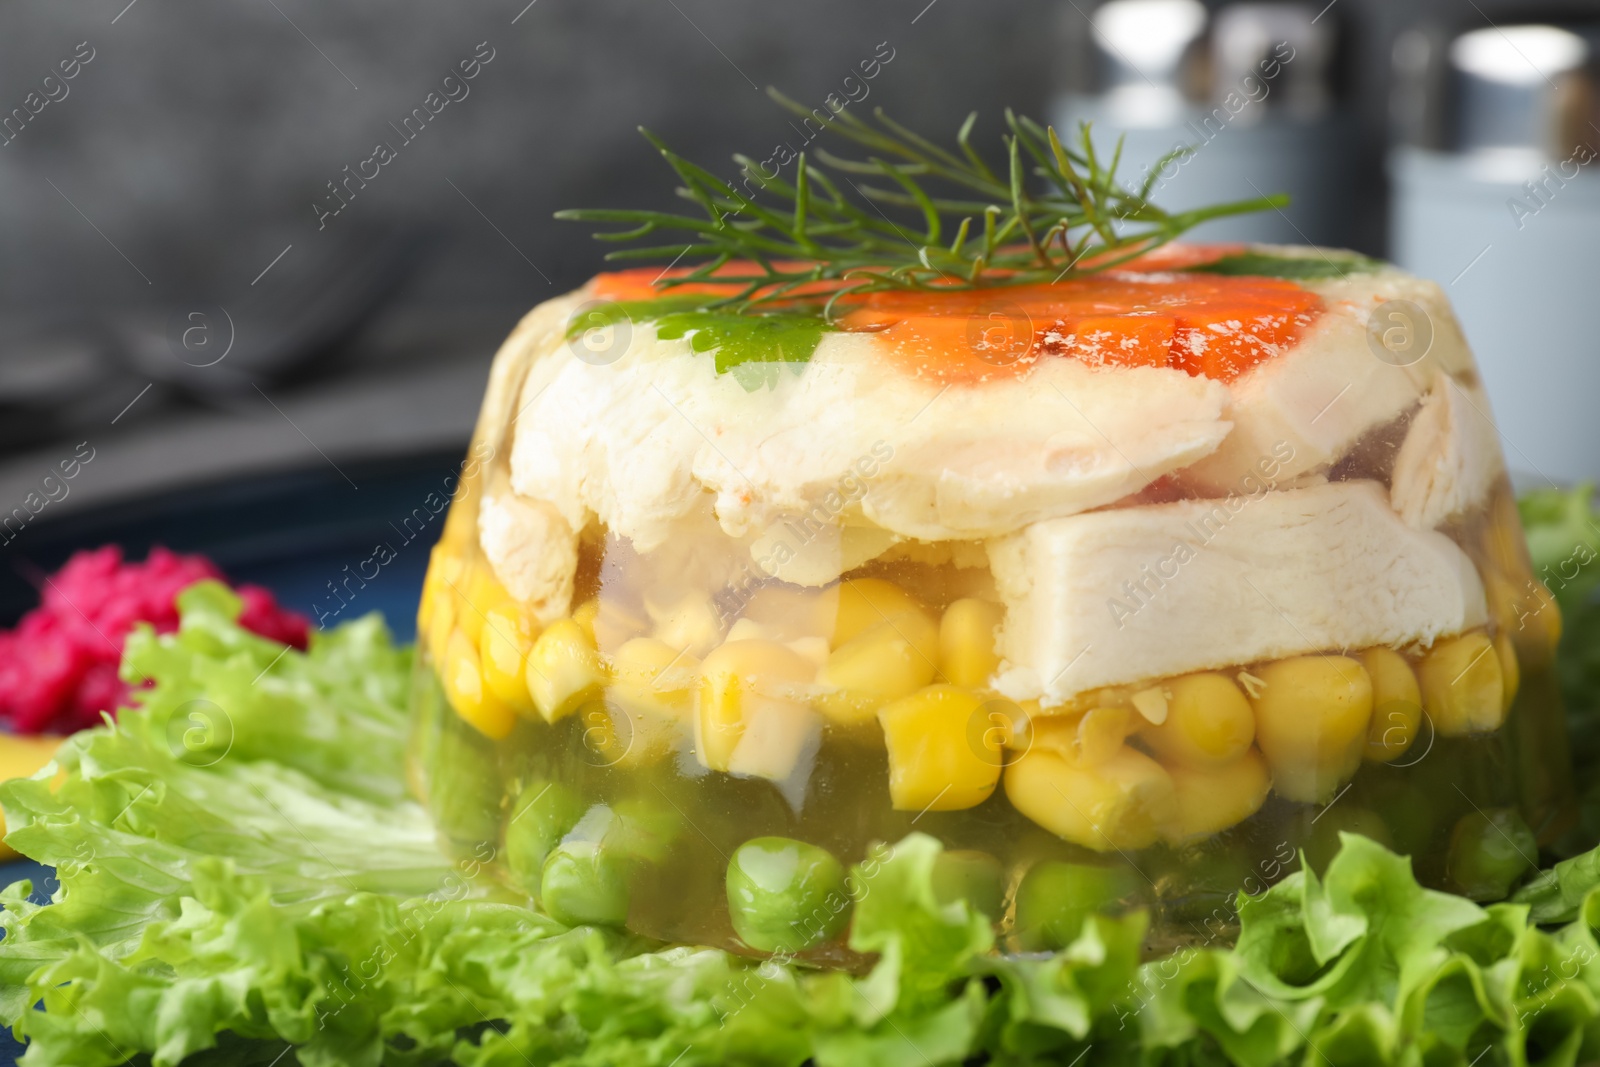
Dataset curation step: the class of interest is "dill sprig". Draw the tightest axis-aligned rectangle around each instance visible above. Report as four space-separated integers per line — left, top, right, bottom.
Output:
556 89 1285 314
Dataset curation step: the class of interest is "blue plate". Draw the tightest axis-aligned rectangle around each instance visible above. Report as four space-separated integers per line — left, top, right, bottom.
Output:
0 449 470 639
0 450 467 1064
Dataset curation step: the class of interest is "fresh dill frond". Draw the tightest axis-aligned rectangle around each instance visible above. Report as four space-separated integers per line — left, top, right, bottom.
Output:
555 88 1286 314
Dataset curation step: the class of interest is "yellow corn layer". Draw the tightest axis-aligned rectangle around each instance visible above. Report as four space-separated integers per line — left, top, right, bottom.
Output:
526 620 607 724
938 598 1004 689
1030 707 1136 766
1005 745 1175 852
1417 631 1505 736
879 684 1000 811
481 604 537 711
441 629 517 740
1140 672 1254 768
696 639 815 773
421 547 1528 850
1251 655 1373 804
816 613 939 725
1165 749 1271 844
833 578 929 647
1360 647 1423 763
611 637 698 722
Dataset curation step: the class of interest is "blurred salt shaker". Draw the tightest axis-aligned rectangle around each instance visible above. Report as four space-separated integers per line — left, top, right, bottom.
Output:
1051 0 1353 244
1390 24 1600 485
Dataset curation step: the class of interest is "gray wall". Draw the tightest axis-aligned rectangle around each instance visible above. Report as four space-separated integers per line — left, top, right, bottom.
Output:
0 1 1073 330
0 0 1593 354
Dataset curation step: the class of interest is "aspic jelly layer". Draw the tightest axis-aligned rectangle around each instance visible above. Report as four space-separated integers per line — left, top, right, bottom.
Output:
413 532 1569 959
421 530 1547 844
407 252 1573 957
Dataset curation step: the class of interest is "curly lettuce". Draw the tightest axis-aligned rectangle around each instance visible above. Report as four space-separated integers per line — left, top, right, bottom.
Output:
7 583 1600 1065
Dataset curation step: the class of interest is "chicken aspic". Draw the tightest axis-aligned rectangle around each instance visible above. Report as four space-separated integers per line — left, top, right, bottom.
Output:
409 244 1570 960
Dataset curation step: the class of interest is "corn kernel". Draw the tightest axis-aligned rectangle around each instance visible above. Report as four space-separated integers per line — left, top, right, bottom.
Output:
787 636 830 670
591 599 651 653
610 637 698 721
644 590 724 659
454 565 511 645
424 586 457 668
742 584 835 641
566 597 649 653
1418 631 1505 736
1486 571 1561 670
816 612 939 725
418 545 448 623
525 620 607 724
1250 655 1372 804
1360 647 1422 763
1005 745 1176 851
437 483 475 545
696 639 816 773
1002 699 1042 751
970 696 1032 759
1495 632 1519 713
571 598 600 641
441 629 517 740
481 605 537 710
726 698 821 783
879 685 1000 811
833 578 929 647
1026 713 1085 759
1078 707 1135 764
725 618 774 643
1142 673 1254 768
456 592 492 647
1029 707 1136 766
427 545 463 600
939 598 1005 688
1162 749 1271 844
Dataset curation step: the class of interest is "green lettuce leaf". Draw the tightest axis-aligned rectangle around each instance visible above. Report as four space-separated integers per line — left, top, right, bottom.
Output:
8 583 1600 1065
1518 484 1600 616
1519 484 1600 858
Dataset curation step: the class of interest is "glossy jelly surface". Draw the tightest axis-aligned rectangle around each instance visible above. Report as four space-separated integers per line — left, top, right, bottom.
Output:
409 250 1573 960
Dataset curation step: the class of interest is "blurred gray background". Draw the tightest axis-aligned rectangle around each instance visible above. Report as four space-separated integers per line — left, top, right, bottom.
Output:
0 0 1597 512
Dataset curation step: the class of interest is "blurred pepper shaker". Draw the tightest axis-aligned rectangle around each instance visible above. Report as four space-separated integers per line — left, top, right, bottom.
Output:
1051 0 1352 243
1390 24 1600 485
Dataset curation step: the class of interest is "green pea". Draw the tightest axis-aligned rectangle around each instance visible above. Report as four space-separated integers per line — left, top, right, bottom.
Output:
930 850 1005 921
503 779 584 898
726 837 850 953
610 796 684 866
1013 861 1139 951
539 805 631 927
1447 808 1537 901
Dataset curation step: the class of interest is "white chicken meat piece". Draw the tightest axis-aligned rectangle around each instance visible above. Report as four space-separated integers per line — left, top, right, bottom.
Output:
478 492 578 624
507 325 1233 569
1180 269 1476 494
989 479 1487 705
1390 372 1503 530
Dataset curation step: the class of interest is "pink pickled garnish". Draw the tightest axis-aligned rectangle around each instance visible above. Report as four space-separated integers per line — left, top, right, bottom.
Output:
0 546 309 734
